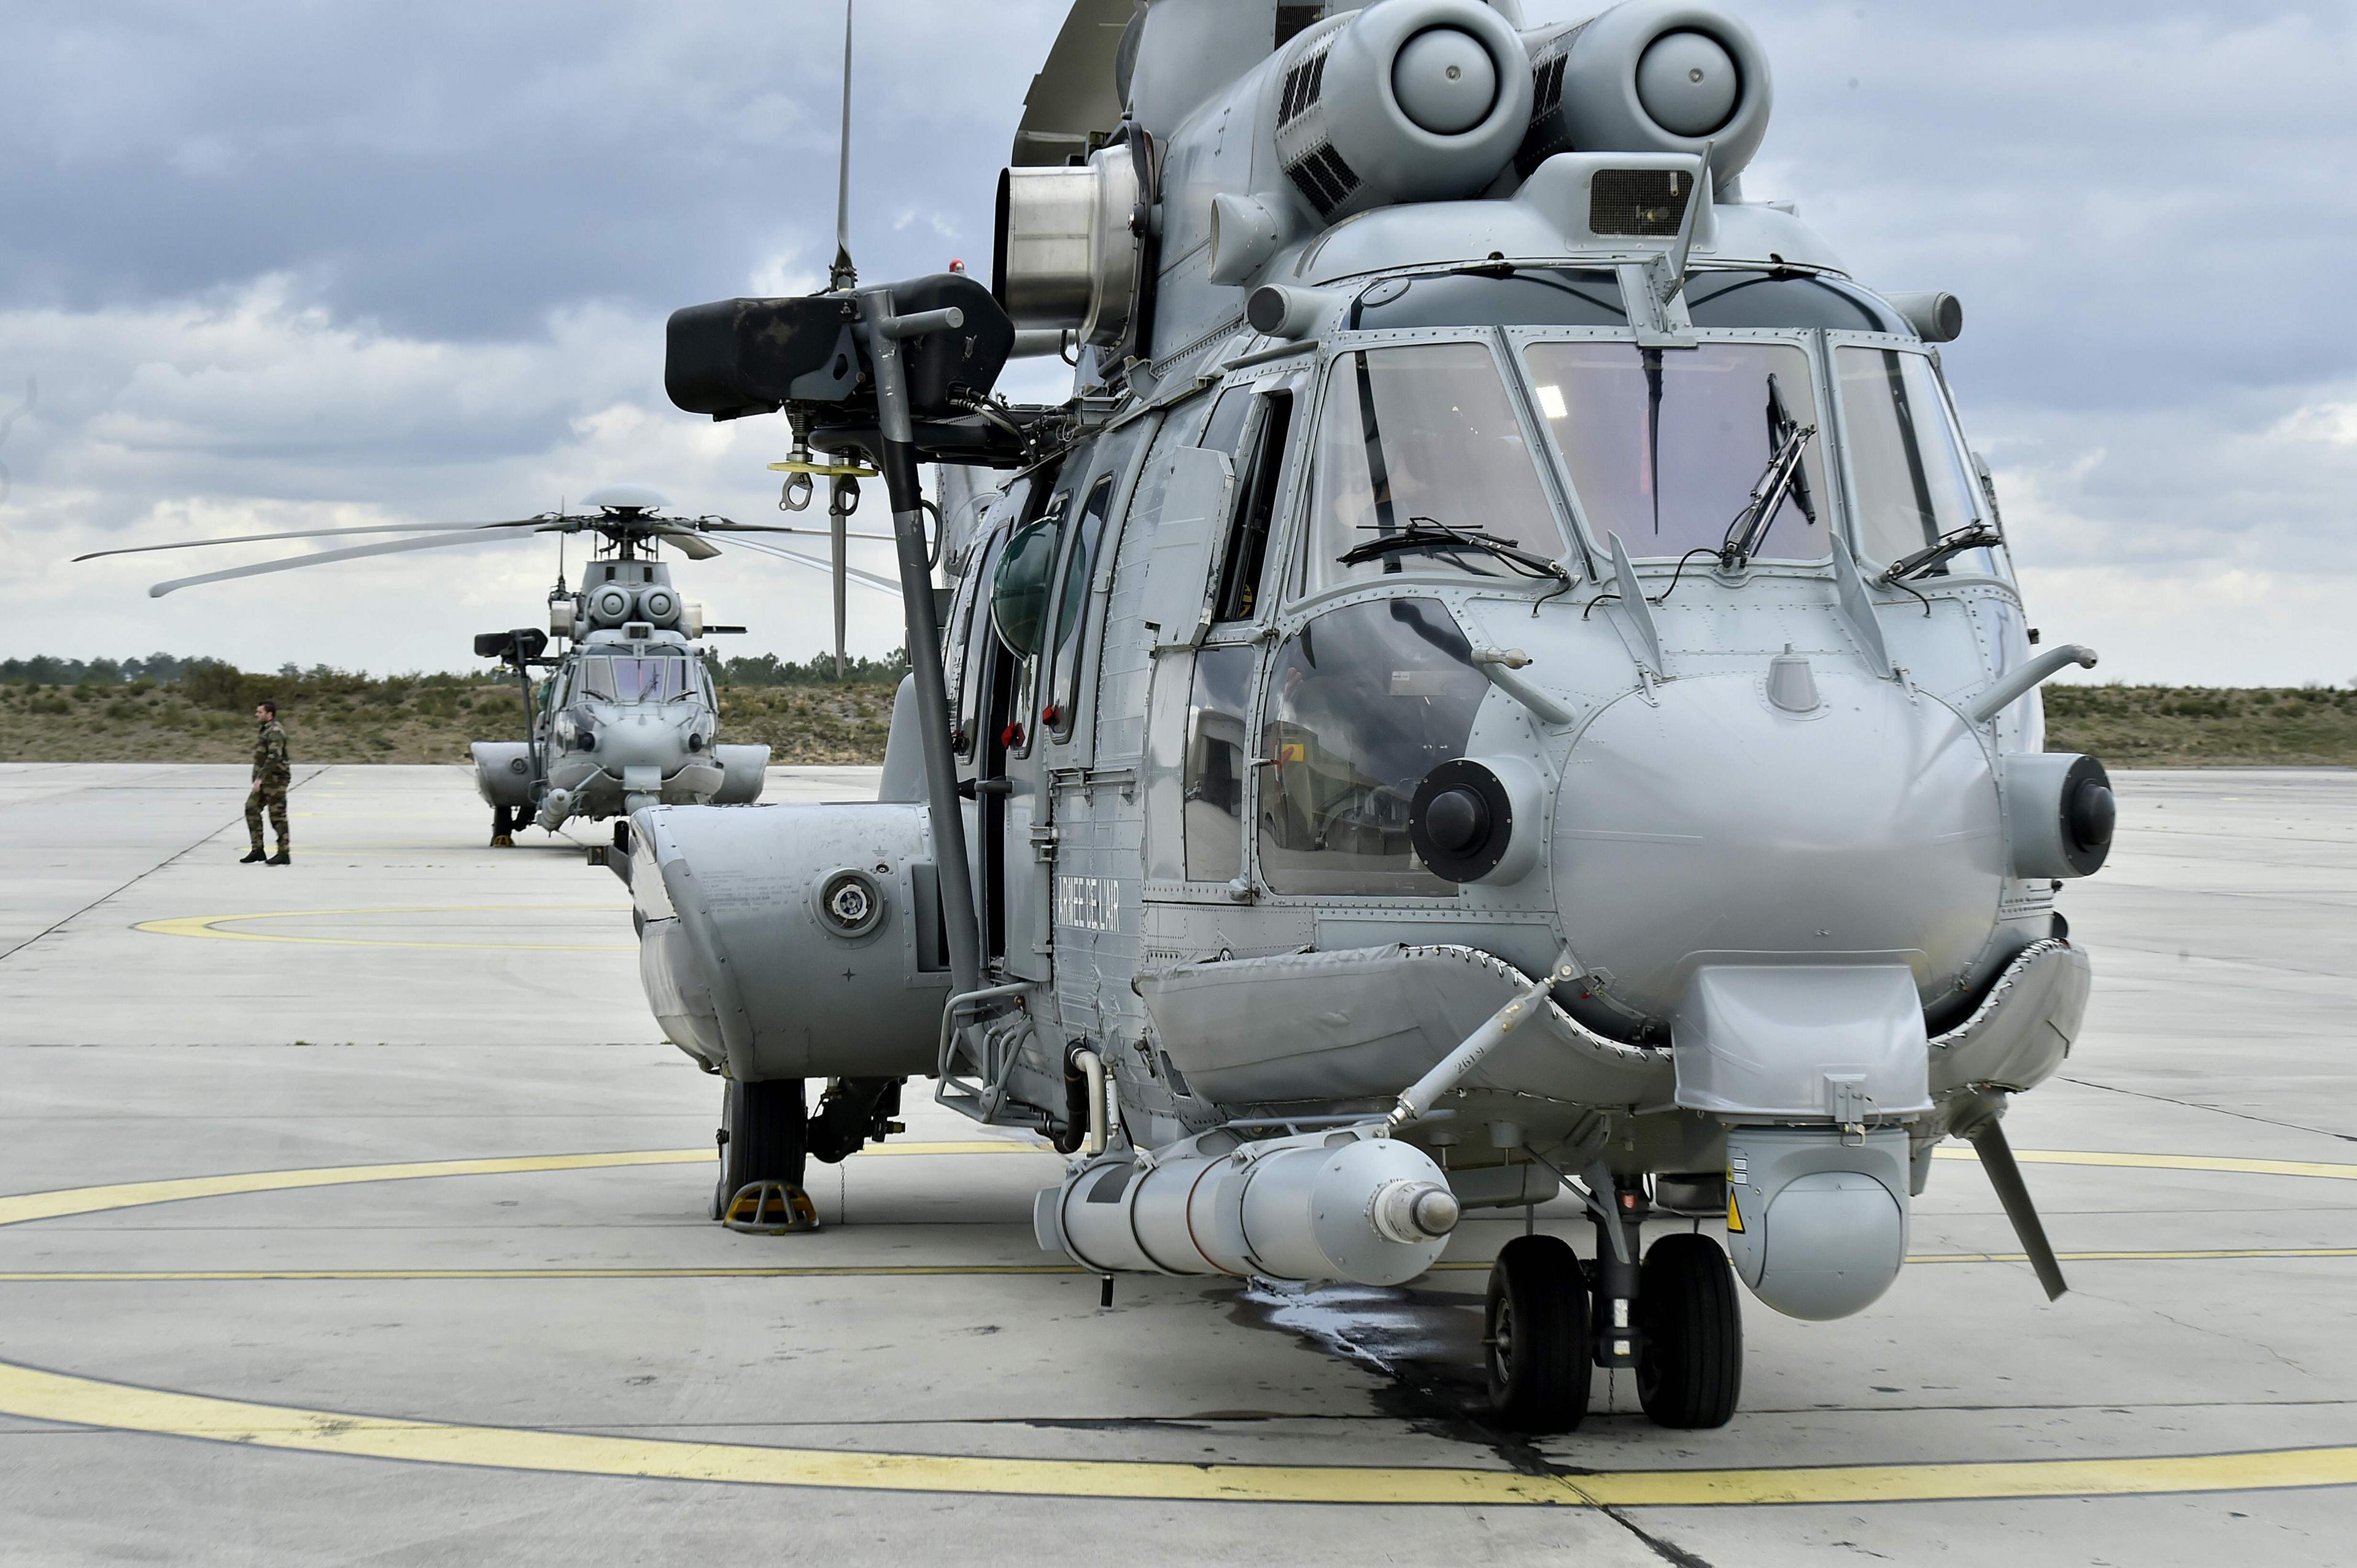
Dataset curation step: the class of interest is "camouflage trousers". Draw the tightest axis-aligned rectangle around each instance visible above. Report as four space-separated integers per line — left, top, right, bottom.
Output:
246 779 289 848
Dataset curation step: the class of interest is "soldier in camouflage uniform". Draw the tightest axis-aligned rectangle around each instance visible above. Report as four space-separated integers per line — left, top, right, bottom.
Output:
242 700 292 865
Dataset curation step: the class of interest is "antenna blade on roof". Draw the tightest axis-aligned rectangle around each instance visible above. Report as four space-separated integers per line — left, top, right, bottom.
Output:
829 0 857 290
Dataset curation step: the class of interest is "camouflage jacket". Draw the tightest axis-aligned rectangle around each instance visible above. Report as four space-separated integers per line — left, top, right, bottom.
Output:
253 720 290 786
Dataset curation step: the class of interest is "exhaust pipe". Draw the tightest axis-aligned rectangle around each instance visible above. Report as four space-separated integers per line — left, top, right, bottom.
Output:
1036 1124 1460 1286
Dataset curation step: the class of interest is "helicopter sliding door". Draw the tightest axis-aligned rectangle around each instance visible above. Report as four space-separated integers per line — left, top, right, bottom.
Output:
975 476 1067 973
1139 373 1310 920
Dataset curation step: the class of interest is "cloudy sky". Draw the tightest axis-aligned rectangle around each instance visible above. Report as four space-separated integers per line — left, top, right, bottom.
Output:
2 0 2350 684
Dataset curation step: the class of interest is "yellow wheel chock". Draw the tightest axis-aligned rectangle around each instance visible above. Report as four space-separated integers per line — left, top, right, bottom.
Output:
722 1181 821 1234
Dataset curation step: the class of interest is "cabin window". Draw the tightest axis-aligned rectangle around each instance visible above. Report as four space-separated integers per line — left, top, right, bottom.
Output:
1835 347 1986 569
1257 597 1485 897
952 527 1007 760
1301 343 1563 596
1522 339 1831 561
1215 392 1295 622
1043 475 1116 738
1181 644 1256 882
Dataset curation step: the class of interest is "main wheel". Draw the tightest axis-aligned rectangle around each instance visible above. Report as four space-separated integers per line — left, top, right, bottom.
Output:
711 1078 807 1221
1635 1232 1743 1429
1484 1234 1592 1432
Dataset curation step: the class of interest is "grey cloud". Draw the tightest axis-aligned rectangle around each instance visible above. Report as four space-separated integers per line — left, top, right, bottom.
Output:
3 1 2353 682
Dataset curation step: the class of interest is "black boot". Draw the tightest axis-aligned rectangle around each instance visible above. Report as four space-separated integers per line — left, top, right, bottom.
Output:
266 844 292 866
240 846 267 864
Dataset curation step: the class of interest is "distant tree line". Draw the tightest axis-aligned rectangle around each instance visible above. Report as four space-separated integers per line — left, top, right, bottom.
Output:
2 647 910 706
1 653 196 686
713 649 908 688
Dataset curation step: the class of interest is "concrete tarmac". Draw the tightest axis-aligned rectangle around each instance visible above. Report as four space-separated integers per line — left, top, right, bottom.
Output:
1 762 2352 1565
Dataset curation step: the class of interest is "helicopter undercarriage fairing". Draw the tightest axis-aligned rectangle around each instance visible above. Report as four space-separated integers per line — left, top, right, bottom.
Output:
635 0 2116 1432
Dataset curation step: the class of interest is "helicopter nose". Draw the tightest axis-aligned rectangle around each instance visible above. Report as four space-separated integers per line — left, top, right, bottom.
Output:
1549 665 2005 1024
595 714 686 774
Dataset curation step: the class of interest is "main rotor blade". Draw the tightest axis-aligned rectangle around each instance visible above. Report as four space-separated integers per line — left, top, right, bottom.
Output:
728 537 900 596
78 517 549 563
148 528 532 597
695 521 897 542
655 527 724 562
1967 1119 2069 1300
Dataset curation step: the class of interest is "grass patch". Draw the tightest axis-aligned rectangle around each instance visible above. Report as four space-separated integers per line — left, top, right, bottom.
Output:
2045 685 2357 767
0 677 896 764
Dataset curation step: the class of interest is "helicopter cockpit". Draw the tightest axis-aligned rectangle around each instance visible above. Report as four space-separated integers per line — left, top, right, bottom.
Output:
1293 262 1992 590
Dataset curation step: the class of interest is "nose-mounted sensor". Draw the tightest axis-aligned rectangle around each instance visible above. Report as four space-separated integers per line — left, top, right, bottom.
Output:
1409 759 1515 882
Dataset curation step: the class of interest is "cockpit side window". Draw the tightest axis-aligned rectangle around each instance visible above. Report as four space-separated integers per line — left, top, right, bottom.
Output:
1257 597 1484 897
1181 644 1256 882
1522 339 1832 562
1043 474 1115 739
1300 342 1564 597
1835 346 1985 569
1214 390 1295 622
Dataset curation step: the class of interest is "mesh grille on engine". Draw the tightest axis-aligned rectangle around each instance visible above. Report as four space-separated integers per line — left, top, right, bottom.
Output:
1589 168 1692 236
1279 48 1328 125
1285 142 1361 215
1513 21 1590 178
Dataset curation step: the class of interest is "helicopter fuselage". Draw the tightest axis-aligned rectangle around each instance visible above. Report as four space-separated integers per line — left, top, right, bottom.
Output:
635 0 2115 1418
473 555 767 830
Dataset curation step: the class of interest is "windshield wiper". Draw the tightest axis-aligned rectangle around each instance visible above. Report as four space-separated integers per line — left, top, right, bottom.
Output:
1719 422 1817 570
1881 523 2002 584
1765 373 1816 525
1339 516 1568 582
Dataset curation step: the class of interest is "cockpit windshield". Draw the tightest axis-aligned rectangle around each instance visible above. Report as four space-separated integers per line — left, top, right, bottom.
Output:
578 655 700 704
1522 340 1832 562
1301 342 1565 596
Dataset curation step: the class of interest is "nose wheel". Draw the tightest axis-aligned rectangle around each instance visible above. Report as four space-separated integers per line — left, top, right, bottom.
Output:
710 1077 808 1224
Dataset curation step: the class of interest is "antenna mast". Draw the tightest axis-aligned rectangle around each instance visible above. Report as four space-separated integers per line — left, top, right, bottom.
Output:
828 1 857 292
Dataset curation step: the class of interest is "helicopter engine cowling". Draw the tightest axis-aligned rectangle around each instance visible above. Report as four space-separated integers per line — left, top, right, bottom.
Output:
1269 0 1534 225
625 801 953 1079
587 584 636 628
1515 1 1773 188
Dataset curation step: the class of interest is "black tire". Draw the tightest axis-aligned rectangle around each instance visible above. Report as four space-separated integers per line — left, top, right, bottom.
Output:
1635 1232 1743 1429
713 1078 807 1219
1484 1234 1592 1432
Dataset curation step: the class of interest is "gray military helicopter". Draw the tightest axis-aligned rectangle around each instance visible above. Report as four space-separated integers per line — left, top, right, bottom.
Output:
77 484 900 843
630 0 2115 1435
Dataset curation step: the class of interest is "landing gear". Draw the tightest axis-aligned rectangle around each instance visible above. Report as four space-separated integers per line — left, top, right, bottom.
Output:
1484 1235 1592 1432
1636 1233 1743 1429
805 1077 905 1163
490 805 516 848
711 1077 808 1225
1480 1180 1743 1432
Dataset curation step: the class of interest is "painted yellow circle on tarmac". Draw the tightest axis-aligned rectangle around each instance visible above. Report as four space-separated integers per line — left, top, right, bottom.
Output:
135 905 635 952
4 1144 2356 1508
